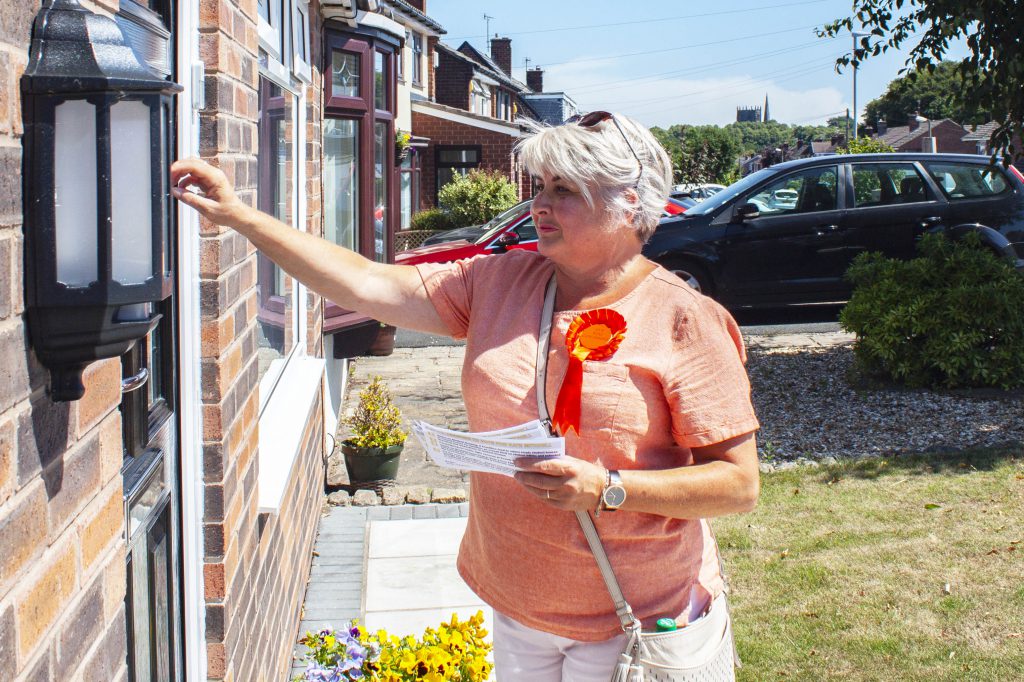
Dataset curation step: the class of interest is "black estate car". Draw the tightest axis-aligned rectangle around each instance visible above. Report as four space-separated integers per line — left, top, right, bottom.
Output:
643 153 1024 310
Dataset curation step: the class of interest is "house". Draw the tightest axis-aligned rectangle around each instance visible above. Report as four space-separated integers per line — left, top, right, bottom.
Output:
873 117 975 154
1 0 428 680
961 121 1024 167
412 36 539 207
521 68 580 125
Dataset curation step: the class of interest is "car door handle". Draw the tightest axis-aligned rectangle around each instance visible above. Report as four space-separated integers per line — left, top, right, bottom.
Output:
814 224 840 236
919 216 943 228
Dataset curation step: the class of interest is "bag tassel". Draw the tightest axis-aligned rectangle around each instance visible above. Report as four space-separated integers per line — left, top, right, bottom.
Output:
611 652 633 682
627 662 645 682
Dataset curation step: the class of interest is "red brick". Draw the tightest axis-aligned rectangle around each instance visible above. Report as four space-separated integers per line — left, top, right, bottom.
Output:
204 561 226 600
45 433 101 540
79 480 123 571
0 415 12 503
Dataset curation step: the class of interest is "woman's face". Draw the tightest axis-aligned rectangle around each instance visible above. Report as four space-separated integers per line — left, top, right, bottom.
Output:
530 171 637 268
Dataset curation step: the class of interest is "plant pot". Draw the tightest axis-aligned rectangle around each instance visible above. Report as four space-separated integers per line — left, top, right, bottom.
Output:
342 442 403 484
366 324 396 356
395 146 410 163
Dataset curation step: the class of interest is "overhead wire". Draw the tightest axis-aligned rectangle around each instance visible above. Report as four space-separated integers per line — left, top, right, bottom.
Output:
445 0 832 41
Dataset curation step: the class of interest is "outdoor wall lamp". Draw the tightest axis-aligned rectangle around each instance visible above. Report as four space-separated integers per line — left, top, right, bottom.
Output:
21 0 181 401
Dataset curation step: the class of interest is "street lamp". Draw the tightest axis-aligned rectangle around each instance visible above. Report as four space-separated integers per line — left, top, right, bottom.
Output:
915 114 936 152
21 0 181 401
851 31 870 140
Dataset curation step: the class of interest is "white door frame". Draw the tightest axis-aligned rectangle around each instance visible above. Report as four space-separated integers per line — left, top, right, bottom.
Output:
175 0 207 678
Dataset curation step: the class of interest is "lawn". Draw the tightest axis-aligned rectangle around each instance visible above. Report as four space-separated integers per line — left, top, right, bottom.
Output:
717 448 1024 681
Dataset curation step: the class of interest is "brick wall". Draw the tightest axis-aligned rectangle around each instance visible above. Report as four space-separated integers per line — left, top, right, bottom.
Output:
412 108 529 209
434 50 472 111
0 0 132 680
198 0 324 679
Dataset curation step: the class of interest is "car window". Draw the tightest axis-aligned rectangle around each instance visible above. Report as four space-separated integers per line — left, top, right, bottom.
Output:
475 202 531 244
515 218 537 241
745 166 838 216
851 163 931 207
923 162 1009 200
683 169 774 216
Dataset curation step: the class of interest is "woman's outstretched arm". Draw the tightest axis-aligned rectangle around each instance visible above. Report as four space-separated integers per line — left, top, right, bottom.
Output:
171 158 449 335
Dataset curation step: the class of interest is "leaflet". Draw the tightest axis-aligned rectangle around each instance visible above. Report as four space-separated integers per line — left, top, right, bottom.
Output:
411 420 563 477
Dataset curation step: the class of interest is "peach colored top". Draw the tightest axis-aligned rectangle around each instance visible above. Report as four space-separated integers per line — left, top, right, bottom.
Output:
416 251 759 641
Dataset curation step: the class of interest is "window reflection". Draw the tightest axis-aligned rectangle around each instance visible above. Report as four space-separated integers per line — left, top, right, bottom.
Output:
374 122 388 262
256 77 295 382
324 118 359 251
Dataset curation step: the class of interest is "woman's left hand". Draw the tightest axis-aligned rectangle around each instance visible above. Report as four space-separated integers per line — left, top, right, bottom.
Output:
514 456 606 510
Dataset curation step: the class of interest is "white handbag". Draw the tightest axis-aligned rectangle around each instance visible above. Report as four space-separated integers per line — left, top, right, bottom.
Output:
535 274 740 682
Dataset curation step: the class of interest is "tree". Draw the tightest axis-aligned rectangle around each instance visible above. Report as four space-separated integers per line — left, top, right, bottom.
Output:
863 61 987 128
821 0 1023 163
677 126 742 185
837 137 895 154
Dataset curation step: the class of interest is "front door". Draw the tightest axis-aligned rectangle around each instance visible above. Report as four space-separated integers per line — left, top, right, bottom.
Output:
116 0 185 679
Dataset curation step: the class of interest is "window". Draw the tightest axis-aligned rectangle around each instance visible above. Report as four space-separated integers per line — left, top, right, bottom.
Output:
746 166 838 216
399 153 420 229
374 51 388 111
374 122 388 262
293 0 311 81
471 80 492 117
924 162 1009 200
324 118 359 250
398 33 406 82
256 75 301 399
332 51 361 99
852 163 931 207
411 32 423 84
436 146 480 199
496 90 511 121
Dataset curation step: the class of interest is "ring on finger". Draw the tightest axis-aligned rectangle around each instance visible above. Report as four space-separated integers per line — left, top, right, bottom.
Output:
545 490 550 500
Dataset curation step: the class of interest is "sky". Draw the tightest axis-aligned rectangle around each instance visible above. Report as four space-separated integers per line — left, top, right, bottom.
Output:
425 0 968 129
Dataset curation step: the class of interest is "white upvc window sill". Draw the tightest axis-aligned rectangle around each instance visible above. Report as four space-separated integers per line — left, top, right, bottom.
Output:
257 356 325 513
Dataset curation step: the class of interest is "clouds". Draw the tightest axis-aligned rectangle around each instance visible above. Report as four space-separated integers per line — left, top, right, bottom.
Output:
542 57 850 128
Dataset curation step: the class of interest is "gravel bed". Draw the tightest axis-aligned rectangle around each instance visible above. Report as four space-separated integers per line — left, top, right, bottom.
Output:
747 342 1024 465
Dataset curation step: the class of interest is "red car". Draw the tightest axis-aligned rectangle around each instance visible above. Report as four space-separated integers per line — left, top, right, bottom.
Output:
396 199 689 266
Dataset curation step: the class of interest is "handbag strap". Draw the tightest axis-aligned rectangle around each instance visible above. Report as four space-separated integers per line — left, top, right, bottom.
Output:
535 273 641 634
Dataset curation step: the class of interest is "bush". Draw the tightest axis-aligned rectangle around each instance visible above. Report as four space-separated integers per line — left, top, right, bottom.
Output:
837 137 894 154
840 233 1024 389
437 169 518 227
409 207 453 232
344 376 407 448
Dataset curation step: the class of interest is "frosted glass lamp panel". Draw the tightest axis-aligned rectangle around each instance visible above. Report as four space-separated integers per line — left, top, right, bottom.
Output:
110 100 154 285
54 99 98 287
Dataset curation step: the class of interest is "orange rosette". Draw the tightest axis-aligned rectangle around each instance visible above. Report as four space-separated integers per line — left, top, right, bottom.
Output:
551 308 627 436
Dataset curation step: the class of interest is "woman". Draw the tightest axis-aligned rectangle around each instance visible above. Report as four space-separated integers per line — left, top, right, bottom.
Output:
171 111 759 682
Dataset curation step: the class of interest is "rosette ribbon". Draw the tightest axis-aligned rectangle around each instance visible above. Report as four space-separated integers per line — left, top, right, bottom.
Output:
551 308 627 436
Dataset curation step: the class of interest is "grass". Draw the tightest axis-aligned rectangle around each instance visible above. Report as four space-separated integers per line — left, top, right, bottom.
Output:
716 448 1024 681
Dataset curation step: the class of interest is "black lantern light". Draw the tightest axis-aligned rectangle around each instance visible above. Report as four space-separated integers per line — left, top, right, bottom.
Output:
21 0 181 401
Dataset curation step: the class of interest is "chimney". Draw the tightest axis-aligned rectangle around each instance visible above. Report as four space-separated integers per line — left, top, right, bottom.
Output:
527 67 543 92
490 36 511 75
876 119 887 135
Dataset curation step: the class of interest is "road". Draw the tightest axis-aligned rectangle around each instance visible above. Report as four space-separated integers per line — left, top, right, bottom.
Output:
396 305 844 348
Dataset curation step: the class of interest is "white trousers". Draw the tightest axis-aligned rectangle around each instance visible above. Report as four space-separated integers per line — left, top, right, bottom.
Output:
492 611 629 682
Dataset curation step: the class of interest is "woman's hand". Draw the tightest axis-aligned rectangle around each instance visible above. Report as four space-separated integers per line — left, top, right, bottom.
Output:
170 158 251 230
514 456 607 511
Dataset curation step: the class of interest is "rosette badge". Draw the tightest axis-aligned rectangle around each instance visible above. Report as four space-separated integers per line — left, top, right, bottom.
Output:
552 309 627 436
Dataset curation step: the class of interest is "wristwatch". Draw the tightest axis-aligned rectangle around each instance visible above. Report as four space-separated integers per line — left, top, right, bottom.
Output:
600 470 626 513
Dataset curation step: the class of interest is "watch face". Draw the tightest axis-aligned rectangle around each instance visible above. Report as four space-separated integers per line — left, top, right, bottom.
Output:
603 485 626 508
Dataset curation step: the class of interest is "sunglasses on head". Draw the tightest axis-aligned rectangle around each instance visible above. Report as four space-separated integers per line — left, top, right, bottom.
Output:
569 111 643 187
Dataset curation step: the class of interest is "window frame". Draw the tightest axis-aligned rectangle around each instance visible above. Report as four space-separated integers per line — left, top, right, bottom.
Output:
435 145 481 202
411 32 423 85
849 162 934 208
255 67 307 415
292 0 312 82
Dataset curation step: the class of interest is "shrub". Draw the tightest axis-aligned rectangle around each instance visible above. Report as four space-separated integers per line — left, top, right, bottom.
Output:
345 376 407 448
437 169 518 227
409 207 453 232
840 233 1024 389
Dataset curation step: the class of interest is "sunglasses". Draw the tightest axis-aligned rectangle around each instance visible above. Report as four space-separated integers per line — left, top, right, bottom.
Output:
570 111 644 187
